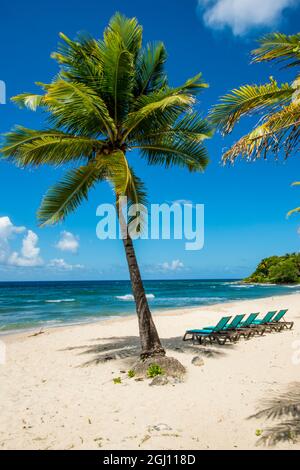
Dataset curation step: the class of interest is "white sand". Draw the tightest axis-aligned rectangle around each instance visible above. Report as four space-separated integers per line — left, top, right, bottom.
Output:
0 293 299 450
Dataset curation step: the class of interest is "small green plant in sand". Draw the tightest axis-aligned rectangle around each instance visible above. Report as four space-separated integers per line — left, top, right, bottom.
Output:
113 377 122 384
127 369 135 378
255 429 263 437
147 364 164 378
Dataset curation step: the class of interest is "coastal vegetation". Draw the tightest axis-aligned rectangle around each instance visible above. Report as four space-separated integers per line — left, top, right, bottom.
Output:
0 13 211 360
244 253 300 284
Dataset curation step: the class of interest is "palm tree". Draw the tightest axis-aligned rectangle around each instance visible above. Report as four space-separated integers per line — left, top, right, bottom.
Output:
1 13 211 359
210 32 300 162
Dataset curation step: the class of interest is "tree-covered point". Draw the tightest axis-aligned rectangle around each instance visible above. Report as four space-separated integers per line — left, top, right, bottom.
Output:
244 253 300 285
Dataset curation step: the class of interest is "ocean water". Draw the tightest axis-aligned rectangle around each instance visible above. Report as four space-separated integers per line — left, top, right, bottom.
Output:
0 279 298 333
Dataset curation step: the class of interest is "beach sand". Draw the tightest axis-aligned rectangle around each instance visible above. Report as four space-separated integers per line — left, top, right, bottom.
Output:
0 293 299 450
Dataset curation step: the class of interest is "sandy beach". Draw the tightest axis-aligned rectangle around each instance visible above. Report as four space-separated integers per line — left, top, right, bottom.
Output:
0 292 299 450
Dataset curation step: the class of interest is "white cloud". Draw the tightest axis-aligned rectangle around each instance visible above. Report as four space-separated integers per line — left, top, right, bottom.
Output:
0 216 85 272
8 230 43 267
48 258 84 271
160 259 184 272
55 231 79 253
0 216 25 239
197 0 298 36
0 216 26 264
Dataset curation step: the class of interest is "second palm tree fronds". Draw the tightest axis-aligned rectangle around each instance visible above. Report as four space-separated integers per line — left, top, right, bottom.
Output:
0 13 212 359
210 32 300 162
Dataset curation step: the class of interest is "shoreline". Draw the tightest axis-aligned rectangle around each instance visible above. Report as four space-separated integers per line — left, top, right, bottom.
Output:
0 291 296 341
1 292 299 450
1 286 299 339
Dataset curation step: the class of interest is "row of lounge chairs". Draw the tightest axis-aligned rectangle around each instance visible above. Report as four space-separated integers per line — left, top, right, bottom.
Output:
183 309 293 345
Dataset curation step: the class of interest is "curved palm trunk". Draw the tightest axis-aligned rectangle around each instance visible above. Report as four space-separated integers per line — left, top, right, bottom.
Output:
122 233 165 359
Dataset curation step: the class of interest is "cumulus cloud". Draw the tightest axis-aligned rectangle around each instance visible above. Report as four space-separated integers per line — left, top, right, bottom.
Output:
197 0 298 36
48 258 84 271
0 216 86 273
0 216 25 239
0 216 26 264
8 230 43 267
55 231 79 253
160 259 184 272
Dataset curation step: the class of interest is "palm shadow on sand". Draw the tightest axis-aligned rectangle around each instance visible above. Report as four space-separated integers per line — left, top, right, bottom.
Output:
61 335 233 367
249 381 300 446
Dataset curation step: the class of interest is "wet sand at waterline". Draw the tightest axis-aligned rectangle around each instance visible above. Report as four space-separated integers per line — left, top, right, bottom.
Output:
0 293 299 450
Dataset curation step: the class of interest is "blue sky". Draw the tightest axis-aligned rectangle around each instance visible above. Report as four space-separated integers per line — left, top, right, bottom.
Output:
0 0 299 281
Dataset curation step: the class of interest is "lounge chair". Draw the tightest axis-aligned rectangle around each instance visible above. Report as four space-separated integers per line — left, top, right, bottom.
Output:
234 312 260 338
183 316 239 345
264 309 293 331
202 314 245 331
241 310 277 336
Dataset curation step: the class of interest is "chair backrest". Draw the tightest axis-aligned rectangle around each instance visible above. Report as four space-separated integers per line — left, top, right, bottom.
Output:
213 316 231 331
242 313 259 326
227 314 245 329
260 311 277 324
273 309 288 322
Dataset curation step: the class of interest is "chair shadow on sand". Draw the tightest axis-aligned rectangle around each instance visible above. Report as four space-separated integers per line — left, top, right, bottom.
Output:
248 381 300 446
60 335 235 367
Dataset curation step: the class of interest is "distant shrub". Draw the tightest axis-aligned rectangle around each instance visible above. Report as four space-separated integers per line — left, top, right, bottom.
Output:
113 377 122 384
147 363 164 378
244 253 300 285
127 369 135 378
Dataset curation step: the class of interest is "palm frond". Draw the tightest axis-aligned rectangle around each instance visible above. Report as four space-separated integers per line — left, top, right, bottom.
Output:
210 79 293 134
222 101 300 162
287 207 300 217
135 42 167 96
43 79 116 139
252 32 300 68
104 12 142 60
100 13 143 123
133 135 209 172
131 112 213 144
123 90 195 141
1 126 104 167
38 159 105 225
175 73 208 95
12 93 45 111
287 182 300 217
101 43 134 124
51 32 106 95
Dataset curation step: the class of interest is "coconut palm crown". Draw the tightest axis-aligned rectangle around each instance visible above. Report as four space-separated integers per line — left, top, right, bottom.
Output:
1 13 212 357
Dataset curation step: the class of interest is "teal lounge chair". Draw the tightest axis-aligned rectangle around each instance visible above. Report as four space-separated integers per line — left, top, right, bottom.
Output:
251 311 277 325
202 314 245 331
183 316 239 345
264 309 293 331
234 312 260 338
245 311 277 336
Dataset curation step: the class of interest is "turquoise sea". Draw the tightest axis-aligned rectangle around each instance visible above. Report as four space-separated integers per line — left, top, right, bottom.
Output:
0 279 298 333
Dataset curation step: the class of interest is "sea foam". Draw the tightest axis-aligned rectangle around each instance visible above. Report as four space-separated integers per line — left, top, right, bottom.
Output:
116 293 155 301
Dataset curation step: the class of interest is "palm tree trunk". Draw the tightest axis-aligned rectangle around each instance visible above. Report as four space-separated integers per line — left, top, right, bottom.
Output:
122 233 165 359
